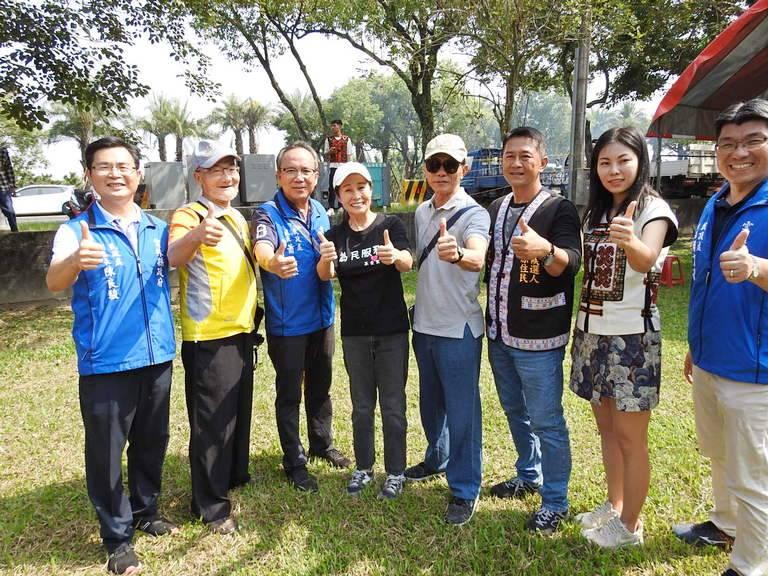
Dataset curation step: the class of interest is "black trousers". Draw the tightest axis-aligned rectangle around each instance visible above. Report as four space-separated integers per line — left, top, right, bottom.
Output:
267 326 335 472
327 167 338 209
0 191 17 231
182 332 254 523
78 361 172 553
342 333 408 475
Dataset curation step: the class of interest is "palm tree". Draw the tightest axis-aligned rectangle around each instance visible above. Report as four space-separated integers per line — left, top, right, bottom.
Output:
165 99 211 161
211 94 247 156
243 99 271 154
47 103 109 169
137 95 173 161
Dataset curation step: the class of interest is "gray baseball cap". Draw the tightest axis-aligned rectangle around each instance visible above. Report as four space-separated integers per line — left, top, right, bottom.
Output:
191 140 240 170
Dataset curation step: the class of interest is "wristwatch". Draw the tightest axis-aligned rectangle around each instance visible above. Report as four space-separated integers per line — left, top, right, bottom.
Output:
541 242 555 266
452 247 465 264
749 255 761 280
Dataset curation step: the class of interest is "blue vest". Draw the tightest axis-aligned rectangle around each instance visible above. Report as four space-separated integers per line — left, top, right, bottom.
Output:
257 190 335 336
67 206 176 375
688 178 768 383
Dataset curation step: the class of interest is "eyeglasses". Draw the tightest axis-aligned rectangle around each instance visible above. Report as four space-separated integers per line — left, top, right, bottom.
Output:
200 166 239 178
715 135 768 154
91 164 137 176
280 167 318 178
425 157 462 174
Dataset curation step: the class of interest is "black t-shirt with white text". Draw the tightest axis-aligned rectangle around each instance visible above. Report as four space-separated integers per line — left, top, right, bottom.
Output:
327 213 410 336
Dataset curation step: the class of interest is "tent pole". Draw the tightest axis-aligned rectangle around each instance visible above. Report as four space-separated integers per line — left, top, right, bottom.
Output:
655 121 662 193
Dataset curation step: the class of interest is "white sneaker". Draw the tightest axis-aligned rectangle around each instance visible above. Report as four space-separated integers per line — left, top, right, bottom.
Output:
584 516 643 548
576 501 619 530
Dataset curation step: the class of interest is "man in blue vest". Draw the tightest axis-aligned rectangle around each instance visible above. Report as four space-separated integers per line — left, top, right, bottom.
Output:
252 141 350 492
677 98 768 576
46 137 177 575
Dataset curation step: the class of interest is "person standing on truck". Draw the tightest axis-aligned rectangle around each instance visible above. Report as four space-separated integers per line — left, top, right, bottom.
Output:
676 98 768 576
46 137 177 575
0 144 18 232
322 119 355 214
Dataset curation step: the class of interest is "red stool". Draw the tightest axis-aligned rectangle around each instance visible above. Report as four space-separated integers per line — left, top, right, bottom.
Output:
660 255 685 287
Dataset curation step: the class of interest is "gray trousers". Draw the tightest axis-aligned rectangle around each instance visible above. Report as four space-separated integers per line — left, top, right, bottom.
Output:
342 332 408 475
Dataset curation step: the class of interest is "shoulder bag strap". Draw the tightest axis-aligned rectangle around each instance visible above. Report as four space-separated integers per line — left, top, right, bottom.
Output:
417 204 482 268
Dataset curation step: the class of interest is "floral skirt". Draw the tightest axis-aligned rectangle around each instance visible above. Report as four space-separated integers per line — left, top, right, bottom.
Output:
569 327 661 412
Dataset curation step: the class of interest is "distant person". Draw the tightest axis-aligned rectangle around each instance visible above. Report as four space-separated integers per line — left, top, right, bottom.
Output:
0 144 18 231
322 119 355 212
168 141 258 535
405 134 490 526
46 137 177 575
676 98 768 576
485 127 581 535
252 141 351 493
316 162 412 499
570 127 678 548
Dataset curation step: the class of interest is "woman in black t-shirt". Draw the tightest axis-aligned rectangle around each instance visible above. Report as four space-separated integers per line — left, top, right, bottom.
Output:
317 162 413 500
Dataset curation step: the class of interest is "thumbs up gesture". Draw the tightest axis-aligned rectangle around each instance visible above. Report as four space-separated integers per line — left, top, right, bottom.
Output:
317 230 337 263
268 240 299 279
376 229 399 266
720 227 751 283
510 217 549 260
609 200 637 249
75 221 105 270
195 204 225 247
436 217 460 262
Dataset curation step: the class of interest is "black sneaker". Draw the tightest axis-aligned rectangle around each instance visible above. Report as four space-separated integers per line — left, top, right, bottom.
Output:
404 462 445 482
309 448 351 469
377 474 405 500
526 507 567 535
287 466 319 492
673 520 734 549
490 477 540 499
133 515 178 537
346 469 374 496
207 516 238 535
445 496 479 525
107 542 141 575
721 569 740 576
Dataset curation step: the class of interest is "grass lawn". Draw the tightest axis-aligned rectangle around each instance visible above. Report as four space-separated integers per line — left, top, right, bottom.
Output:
0 237 727 575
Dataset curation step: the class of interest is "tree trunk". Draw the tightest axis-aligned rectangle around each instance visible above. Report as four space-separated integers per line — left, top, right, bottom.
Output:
248 128 257 154
158 136 167 162
175 135 183 162
234 131 244 156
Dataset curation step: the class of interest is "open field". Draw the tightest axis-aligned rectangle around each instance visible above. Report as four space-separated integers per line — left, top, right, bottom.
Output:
0 238 730 575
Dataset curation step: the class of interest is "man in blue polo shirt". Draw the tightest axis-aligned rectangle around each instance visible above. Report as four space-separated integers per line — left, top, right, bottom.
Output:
252 141 350 492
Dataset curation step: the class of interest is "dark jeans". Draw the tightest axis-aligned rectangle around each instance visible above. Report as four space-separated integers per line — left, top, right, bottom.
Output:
342 333 408 475
78 361 172 553
267 326 335 472
0 190 17 231
182 332 254 523
327 167 337 209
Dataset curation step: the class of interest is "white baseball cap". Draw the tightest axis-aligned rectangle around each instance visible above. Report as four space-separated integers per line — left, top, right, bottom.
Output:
191 140 240 170
424 134 467 162
333 162 373 188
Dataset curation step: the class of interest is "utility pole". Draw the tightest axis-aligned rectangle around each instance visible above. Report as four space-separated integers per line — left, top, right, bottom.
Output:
569 7 591 206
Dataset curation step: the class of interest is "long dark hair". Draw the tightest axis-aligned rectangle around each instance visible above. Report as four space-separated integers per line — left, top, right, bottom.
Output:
584 126 658 229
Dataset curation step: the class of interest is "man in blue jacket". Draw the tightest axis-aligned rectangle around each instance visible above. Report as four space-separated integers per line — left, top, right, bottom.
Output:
252 142 350 493
677 99 768 576
47 137 177 575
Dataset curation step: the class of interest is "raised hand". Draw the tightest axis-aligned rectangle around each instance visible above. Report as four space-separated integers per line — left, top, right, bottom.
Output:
269 240 299 279
720 227 751 283
75 221 105 270
317 230 337 263
609 200 637 249
437 217 460 262
510 217 549 260
196 204 225 247
376 229 398 266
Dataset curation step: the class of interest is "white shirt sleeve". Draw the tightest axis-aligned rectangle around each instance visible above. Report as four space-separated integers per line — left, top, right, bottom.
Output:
51 223 79 262
347 138 355 158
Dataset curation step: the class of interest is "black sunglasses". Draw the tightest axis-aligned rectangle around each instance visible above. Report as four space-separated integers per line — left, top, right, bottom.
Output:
425 157 462 174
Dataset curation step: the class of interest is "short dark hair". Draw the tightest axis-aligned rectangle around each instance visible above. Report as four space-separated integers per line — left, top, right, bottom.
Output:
275 141 320 170
502 126 546 156
715 98 768 139
331 119 343 126
585 126 658 229
85 137 140 169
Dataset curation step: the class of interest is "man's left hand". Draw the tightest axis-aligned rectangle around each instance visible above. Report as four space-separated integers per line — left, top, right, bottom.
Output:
510 217 549 261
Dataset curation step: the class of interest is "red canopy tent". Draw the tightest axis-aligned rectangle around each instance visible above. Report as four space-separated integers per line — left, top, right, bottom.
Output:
648 0 768 140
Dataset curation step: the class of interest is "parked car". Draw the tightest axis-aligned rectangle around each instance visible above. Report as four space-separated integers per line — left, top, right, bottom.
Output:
12 185 76 216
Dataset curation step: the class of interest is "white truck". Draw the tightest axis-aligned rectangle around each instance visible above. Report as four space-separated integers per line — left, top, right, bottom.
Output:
655 142 722 198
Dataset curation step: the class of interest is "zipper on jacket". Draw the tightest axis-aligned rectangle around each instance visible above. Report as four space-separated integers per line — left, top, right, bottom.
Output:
136 254 155 365
757 295 764 382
